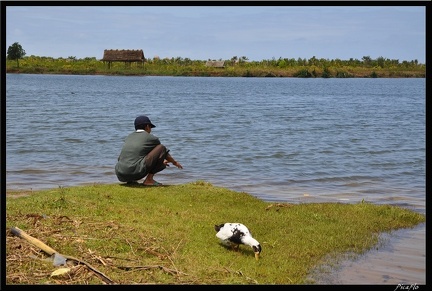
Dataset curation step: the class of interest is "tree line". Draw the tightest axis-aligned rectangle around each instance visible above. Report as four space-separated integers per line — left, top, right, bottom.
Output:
6 42 425 78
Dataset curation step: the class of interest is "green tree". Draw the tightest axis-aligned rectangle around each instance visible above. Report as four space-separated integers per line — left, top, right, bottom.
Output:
362 56 372 67
7 42 26 68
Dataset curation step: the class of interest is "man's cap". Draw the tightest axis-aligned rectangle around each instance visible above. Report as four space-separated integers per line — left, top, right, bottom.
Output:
134 115 156 129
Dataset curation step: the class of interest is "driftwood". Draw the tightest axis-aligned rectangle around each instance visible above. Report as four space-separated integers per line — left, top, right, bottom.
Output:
10 226 114 284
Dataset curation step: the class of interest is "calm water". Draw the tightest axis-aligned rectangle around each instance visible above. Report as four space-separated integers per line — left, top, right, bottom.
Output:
5 74 426 284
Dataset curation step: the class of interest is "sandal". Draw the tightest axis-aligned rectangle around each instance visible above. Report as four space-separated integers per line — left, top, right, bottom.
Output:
143 181 163 186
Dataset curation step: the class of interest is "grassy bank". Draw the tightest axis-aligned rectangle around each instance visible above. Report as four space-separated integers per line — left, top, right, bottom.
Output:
5 181 425 285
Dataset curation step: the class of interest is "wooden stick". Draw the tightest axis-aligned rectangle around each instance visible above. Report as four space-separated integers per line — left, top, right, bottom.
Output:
11 227 58 255
10 226 114 284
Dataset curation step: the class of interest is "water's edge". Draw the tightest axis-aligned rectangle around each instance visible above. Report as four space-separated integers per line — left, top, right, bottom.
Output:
308 223 426 285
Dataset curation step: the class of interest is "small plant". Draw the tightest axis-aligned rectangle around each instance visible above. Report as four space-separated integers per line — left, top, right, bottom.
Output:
321 67 332 78
294 69 313 78
370 71 378 78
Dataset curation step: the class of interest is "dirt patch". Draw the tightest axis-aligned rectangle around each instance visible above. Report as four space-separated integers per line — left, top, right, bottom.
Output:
6 190 34 199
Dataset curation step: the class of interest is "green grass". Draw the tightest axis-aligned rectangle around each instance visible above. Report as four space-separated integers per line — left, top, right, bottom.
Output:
5 181 425 285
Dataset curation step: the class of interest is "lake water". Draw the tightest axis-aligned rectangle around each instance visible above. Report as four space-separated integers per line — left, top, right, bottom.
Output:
5 74 426 285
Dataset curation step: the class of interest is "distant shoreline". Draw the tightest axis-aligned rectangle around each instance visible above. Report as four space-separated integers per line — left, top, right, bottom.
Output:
6 56 426 78
5 70 426 78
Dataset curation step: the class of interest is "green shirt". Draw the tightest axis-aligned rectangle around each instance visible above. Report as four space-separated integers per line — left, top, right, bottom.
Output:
115 130 161 182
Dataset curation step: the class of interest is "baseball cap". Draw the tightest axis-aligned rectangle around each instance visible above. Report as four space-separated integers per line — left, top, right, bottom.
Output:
134 115 156 129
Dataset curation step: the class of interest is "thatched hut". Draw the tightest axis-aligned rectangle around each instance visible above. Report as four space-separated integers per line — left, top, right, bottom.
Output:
205 61 225 68
101 49 145 68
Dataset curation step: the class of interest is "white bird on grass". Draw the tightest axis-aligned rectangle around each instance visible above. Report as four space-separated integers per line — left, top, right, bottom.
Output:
214 222 262 260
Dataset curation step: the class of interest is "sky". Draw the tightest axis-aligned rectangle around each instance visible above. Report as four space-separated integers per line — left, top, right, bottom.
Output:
4 4 427 64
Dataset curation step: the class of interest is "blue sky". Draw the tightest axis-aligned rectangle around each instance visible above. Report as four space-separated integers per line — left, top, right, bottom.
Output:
5 4 427 63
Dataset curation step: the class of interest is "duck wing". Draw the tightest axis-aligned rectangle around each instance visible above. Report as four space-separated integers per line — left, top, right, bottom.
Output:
215 223 252 243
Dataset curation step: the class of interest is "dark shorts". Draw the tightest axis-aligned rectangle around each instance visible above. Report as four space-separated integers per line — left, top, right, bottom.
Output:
144 144 169 175
115 144 169 182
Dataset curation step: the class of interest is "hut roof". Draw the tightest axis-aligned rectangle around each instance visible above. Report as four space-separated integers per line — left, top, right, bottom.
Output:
205 61 225 68
101 49 145 62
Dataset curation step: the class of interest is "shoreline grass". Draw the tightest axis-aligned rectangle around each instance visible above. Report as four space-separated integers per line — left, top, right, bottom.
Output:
6 56 426 78
5 181 425 284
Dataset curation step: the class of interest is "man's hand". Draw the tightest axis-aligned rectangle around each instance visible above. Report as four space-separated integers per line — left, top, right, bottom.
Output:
173 161 183 169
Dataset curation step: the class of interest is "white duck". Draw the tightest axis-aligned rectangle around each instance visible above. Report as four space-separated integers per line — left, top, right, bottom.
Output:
214 222 262 260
